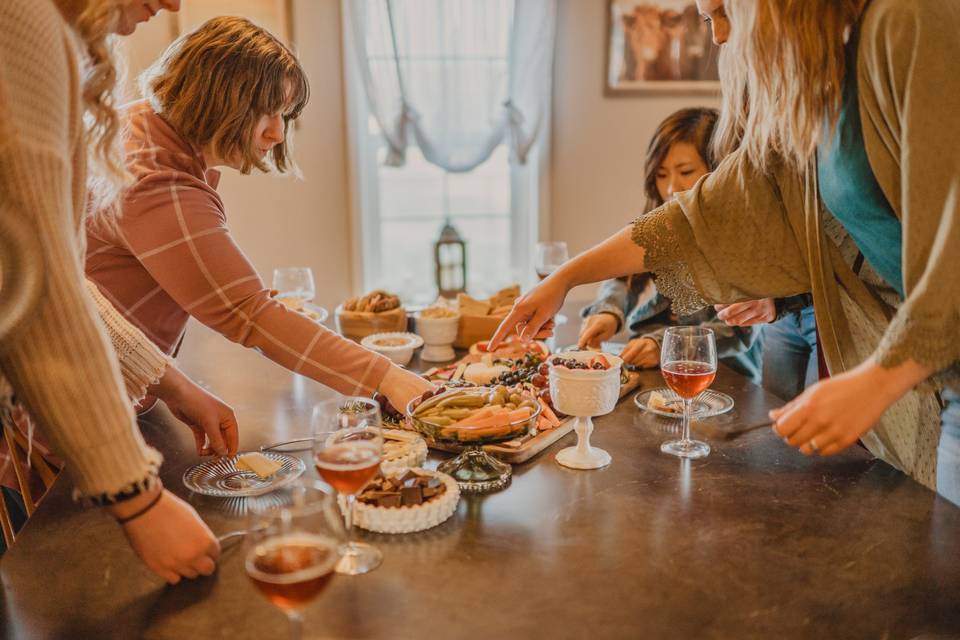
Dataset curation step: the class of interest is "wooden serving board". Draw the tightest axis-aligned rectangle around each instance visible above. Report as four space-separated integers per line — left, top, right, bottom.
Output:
411 370 645 464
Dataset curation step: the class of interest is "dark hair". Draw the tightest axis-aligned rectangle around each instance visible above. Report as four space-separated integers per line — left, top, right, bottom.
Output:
642 107 720 210
141 16 310 175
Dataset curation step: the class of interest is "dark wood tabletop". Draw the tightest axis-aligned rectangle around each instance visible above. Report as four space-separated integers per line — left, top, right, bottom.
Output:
2 318 959 640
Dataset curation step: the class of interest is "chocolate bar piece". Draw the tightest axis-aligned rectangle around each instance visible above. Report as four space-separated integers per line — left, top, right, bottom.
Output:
400 486 424 506
376 494 403 508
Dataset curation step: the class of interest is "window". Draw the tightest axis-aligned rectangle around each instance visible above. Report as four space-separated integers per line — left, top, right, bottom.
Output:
342 1 545 305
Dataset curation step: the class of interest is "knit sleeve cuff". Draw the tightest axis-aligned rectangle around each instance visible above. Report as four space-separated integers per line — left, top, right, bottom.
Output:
86 280 168 403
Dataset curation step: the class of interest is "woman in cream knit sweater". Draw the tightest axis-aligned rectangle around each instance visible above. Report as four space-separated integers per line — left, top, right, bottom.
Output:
0 0 228 582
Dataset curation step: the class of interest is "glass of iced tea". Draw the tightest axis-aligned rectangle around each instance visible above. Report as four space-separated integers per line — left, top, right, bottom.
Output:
659 326 717 459
244 482 344 640
311 397 384 575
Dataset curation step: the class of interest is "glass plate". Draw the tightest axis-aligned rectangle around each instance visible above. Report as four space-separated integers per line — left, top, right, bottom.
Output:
634 388 734 419
182 452 306 497
303 303 329 324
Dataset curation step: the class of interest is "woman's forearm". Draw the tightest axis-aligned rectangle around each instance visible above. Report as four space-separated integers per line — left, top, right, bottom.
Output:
554 226 647 291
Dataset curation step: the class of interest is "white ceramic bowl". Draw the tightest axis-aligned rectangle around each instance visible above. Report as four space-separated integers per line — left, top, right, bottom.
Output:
415 313 460 362
343 468 460 534
548 351 623 417
361 332 424 366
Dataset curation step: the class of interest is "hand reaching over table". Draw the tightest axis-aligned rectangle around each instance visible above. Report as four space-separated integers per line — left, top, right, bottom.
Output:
489 278 568 349
620 337 660 368
578 313 619 349
379 365 437 415
770 357 931 457
108 485 220 584
151 366 239 457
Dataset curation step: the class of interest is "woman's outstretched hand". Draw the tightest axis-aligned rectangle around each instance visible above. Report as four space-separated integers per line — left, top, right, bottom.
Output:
489 276 568 350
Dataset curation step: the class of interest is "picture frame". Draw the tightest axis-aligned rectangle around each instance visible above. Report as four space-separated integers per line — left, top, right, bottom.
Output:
167 0 294 47
605 0 721 96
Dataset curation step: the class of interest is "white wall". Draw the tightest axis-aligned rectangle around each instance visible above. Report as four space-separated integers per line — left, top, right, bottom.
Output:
549 0 718 303
121 0 718 310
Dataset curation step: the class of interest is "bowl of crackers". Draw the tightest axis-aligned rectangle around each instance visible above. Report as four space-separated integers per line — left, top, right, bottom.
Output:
335 289 407 342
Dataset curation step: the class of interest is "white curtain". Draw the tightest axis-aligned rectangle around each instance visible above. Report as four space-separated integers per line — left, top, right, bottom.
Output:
344 0 557 172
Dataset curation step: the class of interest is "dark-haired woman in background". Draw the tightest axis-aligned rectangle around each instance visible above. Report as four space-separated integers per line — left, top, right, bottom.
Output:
578 108 764 382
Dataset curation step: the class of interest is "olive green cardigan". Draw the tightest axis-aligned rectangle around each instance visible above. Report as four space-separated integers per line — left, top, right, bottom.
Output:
632 0 959 490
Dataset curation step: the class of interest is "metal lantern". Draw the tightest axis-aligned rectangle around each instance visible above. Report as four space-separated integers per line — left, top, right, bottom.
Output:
434 219 467 299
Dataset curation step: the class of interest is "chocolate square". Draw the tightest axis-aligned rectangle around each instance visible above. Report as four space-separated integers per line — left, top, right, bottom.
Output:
400 486 424 506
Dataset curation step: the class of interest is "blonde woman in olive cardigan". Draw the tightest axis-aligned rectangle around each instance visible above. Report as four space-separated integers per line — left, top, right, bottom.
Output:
492 0 960 505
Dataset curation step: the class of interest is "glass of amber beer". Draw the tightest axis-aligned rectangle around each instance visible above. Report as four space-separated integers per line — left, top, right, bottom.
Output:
244 482 344 640
312 397 384 575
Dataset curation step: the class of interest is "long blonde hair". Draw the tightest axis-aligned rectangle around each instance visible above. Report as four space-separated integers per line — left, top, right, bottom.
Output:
140 16 309 175
713 0 867 171
57 0 128 211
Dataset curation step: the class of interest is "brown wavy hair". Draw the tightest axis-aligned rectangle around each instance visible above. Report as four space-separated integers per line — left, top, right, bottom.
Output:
714 0 867 171
642 107 720 211
140 16 309 175
55 0 128 210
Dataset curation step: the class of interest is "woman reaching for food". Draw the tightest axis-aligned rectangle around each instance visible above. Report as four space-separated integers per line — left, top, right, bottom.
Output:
86 17 433 412
493 0 960 505
578 107 763 384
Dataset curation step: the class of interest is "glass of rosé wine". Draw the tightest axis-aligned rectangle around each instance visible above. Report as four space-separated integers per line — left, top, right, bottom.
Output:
244 482 345 640
311 397 384 575
659 326 717 459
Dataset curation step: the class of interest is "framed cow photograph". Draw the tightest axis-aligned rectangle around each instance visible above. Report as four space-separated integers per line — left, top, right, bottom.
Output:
606 0 721 95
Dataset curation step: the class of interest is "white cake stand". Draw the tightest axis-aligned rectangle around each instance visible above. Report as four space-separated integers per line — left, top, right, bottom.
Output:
549 351 623 470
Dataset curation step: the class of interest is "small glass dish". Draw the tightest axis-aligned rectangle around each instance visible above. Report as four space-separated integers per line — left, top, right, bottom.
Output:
634 388 734 419
183 452 306 498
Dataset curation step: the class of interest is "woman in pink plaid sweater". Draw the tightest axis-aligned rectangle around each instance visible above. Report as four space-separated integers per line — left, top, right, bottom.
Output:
86 16 432 412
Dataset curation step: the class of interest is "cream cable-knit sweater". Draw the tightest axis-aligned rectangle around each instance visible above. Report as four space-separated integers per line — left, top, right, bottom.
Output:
0 0 166 500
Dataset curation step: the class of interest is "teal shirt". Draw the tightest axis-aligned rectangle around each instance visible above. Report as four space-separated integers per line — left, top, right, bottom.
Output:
817 27 904 297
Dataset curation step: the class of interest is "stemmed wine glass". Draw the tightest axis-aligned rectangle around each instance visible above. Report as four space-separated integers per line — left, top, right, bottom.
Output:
273 267 316 305
244 481 345 640
534 241 569 281
311 397 384 575
659 326 717 459
534 241 570 331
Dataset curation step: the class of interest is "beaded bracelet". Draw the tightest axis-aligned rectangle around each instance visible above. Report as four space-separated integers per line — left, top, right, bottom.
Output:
114 490 164 525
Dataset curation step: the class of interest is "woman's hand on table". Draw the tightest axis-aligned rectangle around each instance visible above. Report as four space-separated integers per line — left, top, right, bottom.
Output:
578 313 619 349
108 486 220 584
152 366 239 457
715 299 776 326
769 358 930 457
620 337 660 368
379 365 436 414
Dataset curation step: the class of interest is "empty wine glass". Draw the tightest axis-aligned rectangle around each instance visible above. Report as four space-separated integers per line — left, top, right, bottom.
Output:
534 241 570 331
659 326 716 459
244 481 345 640
534 241 569 281
311 397 384 575
273 267 316 305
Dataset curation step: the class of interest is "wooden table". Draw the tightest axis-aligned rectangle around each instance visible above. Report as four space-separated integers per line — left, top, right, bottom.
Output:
2 321 959 640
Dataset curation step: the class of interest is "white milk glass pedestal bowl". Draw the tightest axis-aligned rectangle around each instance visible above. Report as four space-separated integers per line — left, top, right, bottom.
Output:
548 351 623 470
416 313 460 362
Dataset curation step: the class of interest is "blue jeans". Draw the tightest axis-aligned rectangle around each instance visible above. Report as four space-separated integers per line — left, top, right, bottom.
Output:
938 386 960 506
762 306 818 401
